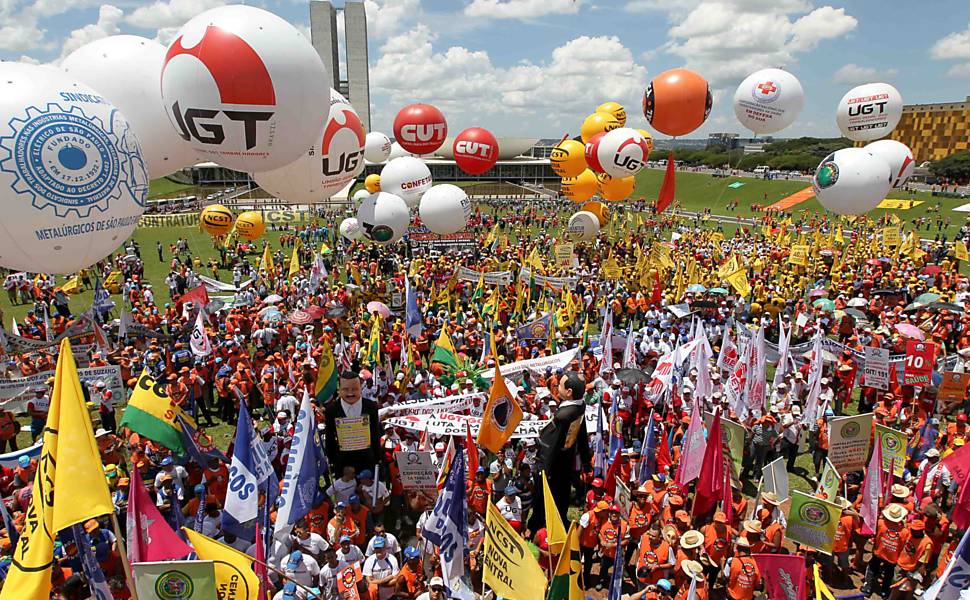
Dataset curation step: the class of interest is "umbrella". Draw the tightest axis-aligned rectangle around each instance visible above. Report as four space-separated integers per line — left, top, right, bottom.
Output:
288 310 314 325
808 288 828 299
847 297 868 308
709 287 728 295
844 308 868 321
895 323 925 340
687 284 707 293
813 298 835 311
866 258 882 267
325 306 348 319
261 309 283 323
304 305 327 319
367 301 392 318
926 302 965 314
615 369 651 385
921 265 942 276
915 292 941 304
263 294 283 304
802 348 840 363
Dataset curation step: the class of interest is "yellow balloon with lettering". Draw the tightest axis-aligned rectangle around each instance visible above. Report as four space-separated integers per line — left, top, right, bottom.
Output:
581 200 610 226
551 139 587 178
561 169 598 203
597 101 627 127
596 173 636 202
580 111 621 143
200 204 234 237
235 211 265 241
637 129 655 155
365 174 381 193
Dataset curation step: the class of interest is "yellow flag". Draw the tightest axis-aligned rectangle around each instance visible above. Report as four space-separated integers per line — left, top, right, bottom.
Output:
542 472 567 555
288 245 301 279
955 240 969 262
478 355 523 453
184 528 261 600
260 244 275 274
725 268 751 298
548 523 584 600
835 226 844 244
1 339 114 600
814 564 836 600
484 502 547 600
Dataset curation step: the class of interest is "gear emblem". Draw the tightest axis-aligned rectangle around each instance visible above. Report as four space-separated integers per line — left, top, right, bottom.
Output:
0 103 148 218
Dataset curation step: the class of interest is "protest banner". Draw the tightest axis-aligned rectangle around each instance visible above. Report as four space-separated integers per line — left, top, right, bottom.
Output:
484 503 547 600
903 340 936 386
0 365 123 414
518 267 578 291
133 560 217 600
863 347 889 390
762 457 789 503
705 412 746 486
377 392 483 419
786 491 842 554
937 372 970 411
554 243 574 269
788 245 809 266
456 267 513 286
394 451 438 493
875 424 907 476
753 554 806 600
481 348 579 379
384 405 604 440
827 413 873 474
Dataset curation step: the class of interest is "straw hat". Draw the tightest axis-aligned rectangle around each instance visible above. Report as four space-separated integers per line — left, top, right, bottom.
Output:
735 536 751 548
742 520 763 535
681 559 704 580
882 503 908 523
679 530 703 549
761 491 780 506
891 484 911 499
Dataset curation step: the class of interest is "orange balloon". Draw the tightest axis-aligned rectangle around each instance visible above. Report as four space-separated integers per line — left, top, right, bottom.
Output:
597 174 635 201
580 111 621 142
551 139 587 178
637 129 655 155
642 68 712 137
561 169 598 203
581 200 610 226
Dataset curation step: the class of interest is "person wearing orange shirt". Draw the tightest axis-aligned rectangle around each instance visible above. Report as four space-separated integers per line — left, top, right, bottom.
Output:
699 511 734 579
347 493 369 547
675 561 709 600
831 501 860 576
674 530 704 589
597 505 627 592
862 503 908 598
897 519 934 578
467 468 492 517
326 501 360 546
723 537 761 600
579 501 606 589
635 525 674 586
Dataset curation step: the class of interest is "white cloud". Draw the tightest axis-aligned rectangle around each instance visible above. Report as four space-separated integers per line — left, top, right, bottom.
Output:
464 0 582 19
831 63 898 85
0 21 48 52
931 21 970 60
947 63 970 78
59 4 123 59
363 0 421 39
126 0 225 30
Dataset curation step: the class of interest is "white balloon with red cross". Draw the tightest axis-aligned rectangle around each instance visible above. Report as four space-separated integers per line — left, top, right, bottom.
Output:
733 69 804 135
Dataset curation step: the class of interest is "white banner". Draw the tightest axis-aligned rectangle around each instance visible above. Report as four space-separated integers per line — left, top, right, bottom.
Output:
480 348 579 379
0 365 123 414
378 392 484 419
394 451 438 492
385 404 604 439
198 274 253 294
863 346 889 390
518 267 579 291
456 267 513 286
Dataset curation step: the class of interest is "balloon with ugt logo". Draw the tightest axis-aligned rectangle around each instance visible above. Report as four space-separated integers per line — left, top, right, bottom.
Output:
453 127 499 175
160 5 329 171
393 104 448 155
253 88 366 203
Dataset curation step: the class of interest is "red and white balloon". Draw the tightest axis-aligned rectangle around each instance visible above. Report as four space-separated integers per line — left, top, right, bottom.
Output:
595 128 651 178
393 104 447 154
453 127 499 175
584 132 607 174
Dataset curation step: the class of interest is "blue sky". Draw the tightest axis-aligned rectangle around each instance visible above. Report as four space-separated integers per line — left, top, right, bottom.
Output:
3 0 969 139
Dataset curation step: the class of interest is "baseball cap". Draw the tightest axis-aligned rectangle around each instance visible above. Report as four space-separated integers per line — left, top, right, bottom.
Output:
286 551 302 569
404 546 420 559
349 494 360 504
340 535 351 543
373 536 386 549
430 576 444 589
359 469 374 480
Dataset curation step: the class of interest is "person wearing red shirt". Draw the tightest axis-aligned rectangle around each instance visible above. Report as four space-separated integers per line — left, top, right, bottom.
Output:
862 503 908 598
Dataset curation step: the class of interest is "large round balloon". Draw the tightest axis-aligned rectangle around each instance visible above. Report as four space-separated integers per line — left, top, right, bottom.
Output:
419 184 471 235
252 88 365 203
393 104 447 155
812 148 891 215
388 142 417 161
0 63 148 274
200 204 234 236
836 83 903 142
597 102 627 127
380 156 432 208
643 68 712 137
61 35 196 178
160 5 329 171
235 211 265 240
364 174 381 193
561 169 598 203
584 132 607 174
732 69 804 135
352 189 370 203
637 129 655 155
581 111 622 143
453 127 499 175
865 139 915 189
581 201 611 226
550 139 587 178
567 211 600 242
596 128 651 178
340 217 363 240
596 173 636 202
357 192 410 244
364 132 392 163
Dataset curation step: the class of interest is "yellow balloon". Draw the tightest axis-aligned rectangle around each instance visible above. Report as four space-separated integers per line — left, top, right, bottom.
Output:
637 129 655 155
581 201 610 226
561 169 598 203
364 174 381 193
597 101 627 127
580 111 621 143
551 139 587 178
596 173 636 202
200 204 234 237
235 211 265 241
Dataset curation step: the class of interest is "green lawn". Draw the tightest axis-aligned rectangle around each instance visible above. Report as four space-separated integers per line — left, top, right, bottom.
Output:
148 178 193 199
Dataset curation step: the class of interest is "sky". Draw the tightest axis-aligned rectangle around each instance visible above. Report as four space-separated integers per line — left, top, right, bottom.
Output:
2 0 969 140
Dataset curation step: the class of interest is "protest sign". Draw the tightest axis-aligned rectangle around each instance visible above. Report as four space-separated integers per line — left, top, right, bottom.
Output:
875 424 907 476
395 451 438 493
827 413 873 474
786 491 842 554
863 347 889 390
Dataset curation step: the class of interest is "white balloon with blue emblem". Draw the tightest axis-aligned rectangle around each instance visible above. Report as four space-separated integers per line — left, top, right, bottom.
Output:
61 35 197 178
356 192 410 244
812 148 891 215
0 63 149 273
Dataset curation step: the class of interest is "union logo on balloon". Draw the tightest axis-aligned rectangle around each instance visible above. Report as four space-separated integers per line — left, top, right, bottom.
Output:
453 127 498 175
393 104 447 155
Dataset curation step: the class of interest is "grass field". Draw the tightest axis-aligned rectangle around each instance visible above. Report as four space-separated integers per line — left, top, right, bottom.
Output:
148 178 192 199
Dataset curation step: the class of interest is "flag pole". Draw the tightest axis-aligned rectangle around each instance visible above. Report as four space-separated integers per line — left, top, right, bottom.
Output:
110 512 139 600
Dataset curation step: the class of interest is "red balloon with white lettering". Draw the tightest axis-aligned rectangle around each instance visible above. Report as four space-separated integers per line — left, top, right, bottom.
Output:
393 103 448 154
584 132 606 174
596 128 651 178
453 127 499 175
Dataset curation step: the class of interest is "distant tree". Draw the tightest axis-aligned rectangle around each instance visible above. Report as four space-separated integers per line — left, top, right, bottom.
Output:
928 151 970 184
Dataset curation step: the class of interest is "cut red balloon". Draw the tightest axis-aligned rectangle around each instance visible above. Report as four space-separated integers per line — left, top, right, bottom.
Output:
453 127 499 175
393 103 448 154
584 132 606 174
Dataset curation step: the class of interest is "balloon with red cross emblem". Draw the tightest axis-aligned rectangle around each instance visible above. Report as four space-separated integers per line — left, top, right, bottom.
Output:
160 5 329 171
733 68 804 135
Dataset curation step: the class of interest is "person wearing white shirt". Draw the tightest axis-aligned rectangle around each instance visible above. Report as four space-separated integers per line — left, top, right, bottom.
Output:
416 576 448 600
495 486 523 529
362 538 400 600
276 388 299 417
281 550 319 588
291 524 330 563
336 536 365 568
365 528 401 558
326 468 359 505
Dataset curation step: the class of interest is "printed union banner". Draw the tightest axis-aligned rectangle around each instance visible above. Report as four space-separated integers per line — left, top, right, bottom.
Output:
133 560 217 600
875 424 907 477
786 491 842 555
705 412 746 486
827 413 873 474
862 347 889 391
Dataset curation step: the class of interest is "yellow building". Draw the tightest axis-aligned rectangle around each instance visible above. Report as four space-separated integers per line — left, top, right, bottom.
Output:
884 96 969 163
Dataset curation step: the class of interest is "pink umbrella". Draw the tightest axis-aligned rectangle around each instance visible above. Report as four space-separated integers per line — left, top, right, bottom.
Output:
366 301 392 318
895 323 925 340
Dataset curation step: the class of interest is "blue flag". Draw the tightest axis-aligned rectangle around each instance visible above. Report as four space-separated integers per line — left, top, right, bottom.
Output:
194 481 207 533
405 276 423 339
92 278 114 317
638 410 656 485
606 532 625 600
223 401 273 538
177 414 229 466
277 391 326 527
69 524 113 600
422 450 473 598
923 525 970 600
515 313 552 341
594 397 606 477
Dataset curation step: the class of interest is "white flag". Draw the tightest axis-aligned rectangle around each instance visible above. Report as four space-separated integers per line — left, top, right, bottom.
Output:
189 310 212 356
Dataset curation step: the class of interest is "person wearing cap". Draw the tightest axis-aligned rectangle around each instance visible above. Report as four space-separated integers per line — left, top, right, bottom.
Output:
324 370 381 476
863 503 909 597
468 467 492 517
699 511 735 580
496 485 523 531
897 518 934 582
416 576 446 600
362 535 400 600
723 535 761 600
336 534 365 569
942 413 968 450
596 503 628 591
579 500 608 587
281 549 320 588
327 501 360 547
394 546 426 599
891 484 916 514
585 477 607 511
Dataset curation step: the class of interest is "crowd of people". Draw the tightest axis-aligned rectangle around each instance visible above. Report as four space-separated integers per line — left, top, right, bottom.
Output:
0 198 967 600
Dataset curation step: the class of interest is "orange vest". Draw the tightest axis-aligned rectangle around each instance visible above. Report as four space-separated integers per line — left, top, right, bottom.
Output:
701 523 734 565
726 556 761 600
636 537 671 584
598 519 626 558
873 521 905 563
579 511 600 549
897 531 933 571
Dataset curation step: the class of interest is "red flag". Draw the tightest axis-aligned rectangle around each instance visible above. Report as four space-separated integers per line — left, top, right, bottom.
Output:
176 284 209 310
604 447 624 497
126 469 193 563
753 554 806 600
913 462 930 507
650 272 662 305
953 472 970 529
656 425 673 474
884 458 895 504
254 522 272 599
942 440 970 483
693 410 724 517
722 456 733 521
656 152 676 213
465 421 479 485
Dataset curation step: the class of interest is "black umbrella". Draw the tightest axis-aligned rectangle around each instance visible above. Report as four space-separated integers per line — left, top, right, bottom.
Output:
615 368 651 385
325 305 348 319
926 302 965 314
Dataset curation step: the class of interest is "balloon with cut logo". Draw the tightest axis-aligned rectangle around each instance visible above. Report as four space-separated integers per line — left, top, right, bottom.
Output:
733 68 804 135
364 131 392 163
357 192 410 244
160 5 329 171
836 82 903 142
235 211 265 240
393 103 447 154
453 127 499 175
200 204 234 236
419 184 471 235
380 156 432 208
812 148 891 215
550 139 587 178
643 68 712 137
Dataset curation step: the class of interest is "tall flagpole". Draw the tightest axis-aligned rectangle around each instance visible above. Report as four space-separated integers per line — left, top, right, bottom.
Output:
111 512 139 600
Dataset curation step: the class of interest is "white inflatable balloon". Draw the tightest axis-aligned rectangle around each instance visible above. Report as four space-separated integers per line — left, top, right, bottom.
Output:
0 63 148 273
339 217 363 240
419 184 470 235
160 5 328 171
596 128 650 178
380 156 432 208
62 35 196 178
864 139 915 189
812 148 891 215
252 89 365 203
364 132 392 164
352 189 370 203
357 192 410 244
836 82 903 142
567 211 600 242
733 68 804 135
388 142 417 161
